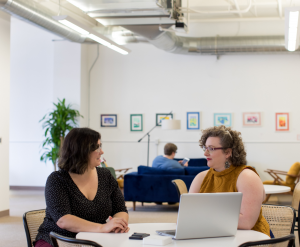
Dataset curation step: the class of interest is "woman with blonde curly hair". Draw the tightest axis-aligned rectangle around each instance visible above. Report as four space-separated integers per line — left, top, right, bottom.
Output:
189 126 271 237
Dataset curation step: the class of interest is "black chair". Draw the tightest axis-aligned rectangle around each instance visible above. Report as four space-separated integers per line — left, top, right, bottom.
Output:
23 209 46 247
238 234 295 247
50 232 103 247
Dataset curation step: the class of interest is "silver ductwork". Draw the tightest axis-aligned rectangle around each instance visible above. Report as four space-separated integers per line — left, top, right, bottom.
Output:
122 25 298 55
149 31 293 55
0 0 86 43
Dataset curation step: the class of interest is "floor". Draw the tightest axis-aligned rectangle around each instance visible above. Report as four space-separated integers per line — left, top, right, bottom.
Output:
0 190 297 247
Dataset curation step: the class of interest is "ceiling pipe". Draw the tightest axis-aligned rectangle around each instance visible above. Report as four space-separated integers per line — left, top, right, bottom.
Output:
0 0 87 43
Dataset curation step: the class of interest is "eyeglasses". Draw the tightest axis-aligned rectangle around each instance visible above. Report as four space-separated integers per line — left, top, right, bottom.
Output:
95 143 103 152
202 146 227 153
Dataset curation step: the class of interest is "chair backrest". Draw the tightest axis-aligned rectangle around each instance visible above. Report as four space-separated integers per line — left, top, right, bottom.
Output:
262 205 295 238
50 232 103 247
286 162 300 185
292 182 300 210
172 179 188 199
23 209 46 247
238 234 295 247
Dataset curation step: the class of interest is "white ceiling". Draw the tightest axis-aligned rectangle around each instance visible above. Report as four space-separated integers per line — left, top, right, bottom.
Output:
65 0 300 37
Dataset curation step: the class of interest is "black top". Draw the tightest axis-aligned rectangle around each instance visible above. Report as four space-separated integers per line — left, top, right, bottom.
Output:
35 167 128 246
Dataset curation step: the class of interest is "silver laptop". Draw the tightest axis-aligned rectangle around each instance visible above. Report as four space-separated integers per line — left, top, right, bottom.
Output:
156 192 242 240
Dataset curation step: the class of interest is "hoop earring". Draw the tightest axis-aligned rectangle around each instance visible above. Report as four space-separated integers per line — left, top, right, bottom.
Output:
225 160 230 169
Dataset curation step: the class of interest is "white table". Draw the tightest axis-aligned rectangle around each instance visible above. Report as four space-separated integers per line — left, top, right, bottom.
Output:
76 223 270 247
263 185 291 194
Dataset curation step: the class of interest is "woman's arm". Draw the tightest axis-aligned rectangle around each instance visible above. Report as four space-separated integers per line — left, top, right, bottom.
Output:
189 170 209 193
236 169 264 230
57 214 128 233
111 212 130 233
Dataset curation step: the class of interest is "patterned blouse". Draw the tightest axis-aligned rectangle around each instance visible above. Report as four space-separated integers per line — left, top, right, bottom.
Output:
35 167 128 246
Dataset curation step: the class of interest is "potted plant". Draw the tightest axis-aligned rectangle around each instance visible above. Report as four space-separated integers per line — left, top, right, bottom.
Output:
40 98 82 171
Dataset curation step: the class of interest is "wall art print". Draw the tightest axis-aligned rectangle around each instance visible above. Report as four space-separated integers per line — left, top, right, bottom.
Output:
130 114 143 131
214 113 232 127
243 112 261 126
187 112 200 130
276 113 289 131
101 114 117 127
156 113 173 126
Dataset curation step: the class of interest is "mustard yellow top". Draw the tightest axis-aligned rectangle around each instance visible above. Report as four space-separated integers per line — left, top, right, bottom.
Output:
200 164 270 237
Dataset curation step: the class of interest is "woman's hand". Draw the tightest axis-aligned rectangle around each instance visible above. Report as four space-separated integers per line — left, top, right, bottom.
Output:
100 216 128 233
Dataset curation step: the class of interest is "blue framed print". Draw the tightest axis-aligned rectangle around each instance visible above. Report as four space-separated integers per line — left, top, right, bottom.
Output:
101 114 117 127
214 113 232 127
187 112 200 129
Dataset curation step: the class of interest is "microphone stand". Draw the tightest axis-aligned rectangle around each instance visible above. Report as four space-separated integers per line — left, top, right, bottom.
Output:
138 111 172 167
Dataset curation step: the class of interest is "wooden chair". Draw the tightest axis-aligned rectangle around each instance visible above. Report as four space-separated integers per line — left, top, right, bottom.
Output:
50 232 102 247
99 158 131 188
171 179 188 200
291 182 300 244
264 162 300 191
23 209 46 247
261 205 295 238
238 234 295 247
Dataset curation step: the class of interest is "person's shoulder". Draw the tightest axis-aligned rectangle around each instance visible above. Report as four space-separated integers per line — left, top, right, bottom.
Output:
46 170 68 186
153 155 164 161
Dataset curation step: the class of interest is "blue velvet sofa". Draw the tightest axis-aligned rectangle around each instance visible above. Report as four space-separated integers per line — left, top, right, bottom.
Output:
124 158 209 210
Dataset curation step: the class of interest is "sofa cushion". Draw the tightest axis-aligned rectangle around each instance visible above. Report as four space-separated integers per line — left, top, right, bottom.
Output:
174 158 207 167
184 166 210 175
138 166 185 175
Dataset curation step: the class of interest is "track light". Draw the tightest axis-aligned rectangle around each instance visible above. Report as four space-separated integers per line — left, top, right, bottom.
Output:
285 8 300 52
53 15 130 55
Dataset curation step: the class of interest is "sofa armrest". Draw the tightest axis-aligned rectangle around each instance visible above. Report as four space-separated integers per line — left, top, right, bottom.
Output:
124 173 195 203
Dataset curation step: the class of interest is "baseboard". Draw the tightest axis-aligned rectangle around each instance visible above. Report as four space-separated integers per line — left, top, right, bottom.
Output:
0 209 9 217
10 186 45 191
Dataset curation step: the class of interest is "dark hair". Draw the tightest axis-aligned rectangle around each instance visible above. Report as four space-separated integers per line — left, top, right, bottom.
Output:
58 128 101 174
164 143 177 155
199 126 247 166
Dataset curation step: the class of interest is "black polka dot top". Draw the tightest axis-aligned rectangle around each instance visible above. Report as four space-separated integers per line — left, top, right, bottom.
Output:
35 167 128 246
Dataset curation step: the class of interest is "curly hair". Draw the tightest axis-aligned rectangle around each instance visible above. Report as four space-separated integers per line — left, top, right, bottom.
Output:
58 128 101 174
199 126 247 166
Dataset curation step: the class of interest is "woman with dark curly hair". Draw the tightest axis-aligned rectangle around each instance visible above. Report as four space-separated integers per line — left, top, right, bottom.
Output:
189 125 270 237
35 128 129 247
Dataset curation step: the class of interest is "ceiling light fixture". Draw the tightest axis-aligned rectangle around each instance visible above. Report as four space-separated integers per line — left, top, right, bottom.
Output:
285 8 300 52
53 15 131 55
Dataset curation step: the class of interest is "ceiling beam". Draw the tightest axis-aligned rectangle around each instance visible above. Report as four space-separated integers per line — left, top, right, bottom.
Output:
233 0 243 17
277 0 283 18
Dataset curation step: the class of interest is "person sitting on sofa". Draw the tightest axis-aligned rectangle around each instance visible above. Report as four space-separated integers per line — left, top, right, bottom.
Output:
189 125 271 237
152 143 188 169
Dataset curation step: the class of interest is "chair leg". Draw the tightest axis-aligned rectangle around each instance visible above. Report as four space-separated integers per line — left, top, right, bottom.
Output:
133 201 136 211
263 194 271 204
141 202 144 206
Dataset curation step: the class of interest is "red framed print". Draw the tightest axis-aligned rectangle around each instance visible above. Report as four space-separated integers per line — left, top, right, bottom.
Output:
275 113 289 131
243 112 261 126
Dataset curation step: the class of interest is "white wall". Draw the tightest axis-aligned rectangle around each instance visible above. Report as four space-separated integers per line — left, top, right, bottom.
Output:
9 17 86 186
88 43 300 181
0 11 10 213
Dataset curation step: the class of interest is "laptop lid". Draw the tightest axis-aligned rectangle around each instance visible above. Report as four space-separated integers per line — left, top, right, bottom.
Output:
157 192 242 240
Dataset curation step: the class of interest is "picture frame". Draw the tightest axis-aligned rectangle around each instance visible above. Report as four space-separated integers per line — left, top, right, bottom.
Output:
130 114 143 131
214 113 232 127
243 112 261 127
187 112 200 130
101 114 117 127
156 113 173 126
276 113 289 131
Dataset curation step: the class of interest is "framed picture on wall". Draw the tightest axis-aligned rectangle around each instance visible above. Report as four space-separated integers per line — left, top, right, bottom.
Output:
276 113 289 131
101 114 117 127
156 113 173 126
130 114 143 131
243 112 261 126
214 113 232 127
187 112 200 130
